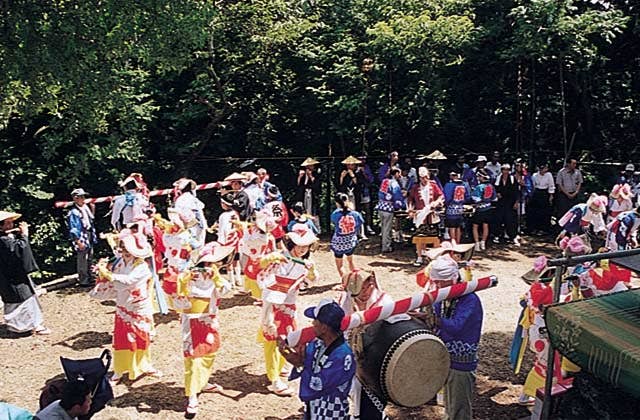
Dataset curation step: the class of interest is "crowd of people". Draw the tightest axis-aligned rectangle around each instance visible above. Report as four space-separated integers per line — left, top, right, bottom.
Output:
1 151 639 420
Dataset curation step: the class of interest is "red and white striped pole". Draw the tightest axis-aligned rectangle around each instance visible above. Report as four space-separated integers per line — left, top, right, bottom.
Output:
285 275 498 347
54 181 224 208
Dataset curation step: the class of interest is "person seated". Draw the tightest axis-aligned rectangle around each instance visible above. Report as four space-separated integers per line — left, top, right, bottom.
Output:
35 379 92 420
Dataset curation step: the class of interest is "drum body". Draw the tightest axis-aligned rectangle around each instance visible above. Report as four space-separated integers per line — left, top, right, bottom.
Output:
351 318 450 407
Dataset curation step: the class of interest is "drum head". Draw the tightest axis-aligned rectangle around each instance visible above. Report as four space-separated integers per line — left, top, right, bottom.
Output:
382 331 450 407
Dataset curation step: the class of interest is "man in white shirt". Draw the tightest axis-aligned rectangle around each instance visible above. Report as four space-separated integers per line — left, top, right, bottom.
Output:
528 163 555 234
485 151 501 182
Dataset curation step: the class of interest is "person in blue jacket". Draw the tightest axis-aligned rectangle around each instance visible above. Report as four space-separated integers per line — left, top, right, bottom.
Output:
443 172 471 244
430 256 483 420
331 193 364 277
279 299 356 420
375 168 405 253
67 188 97 287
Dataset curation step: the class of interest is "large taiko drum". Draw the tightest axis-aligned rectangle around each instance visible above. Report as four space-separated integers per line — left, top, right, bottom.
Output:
350 318 450 407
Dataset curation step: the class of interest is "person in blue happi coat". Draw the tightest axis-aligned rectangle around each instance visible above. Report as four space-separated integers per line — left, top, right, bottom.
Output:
279 299 356 420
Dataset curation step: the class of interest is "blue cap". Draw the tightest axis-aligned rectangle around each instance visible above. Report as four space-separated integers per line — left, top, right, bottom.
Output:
304 299 345 333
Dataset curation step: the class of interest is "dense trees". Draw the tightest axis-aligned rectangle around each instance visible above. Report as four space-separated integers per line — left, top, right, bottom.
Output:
1 0 637 273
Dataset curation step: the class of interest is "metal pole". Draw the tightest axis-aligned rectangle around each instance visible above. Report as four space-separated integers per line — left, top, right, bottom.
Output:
547 247 640 267
540 263 565 420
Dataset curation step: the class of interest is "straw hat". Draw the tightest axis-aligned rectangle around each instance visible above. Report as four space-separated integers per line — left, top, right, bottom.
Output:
341 155 362 165
342 269 377 297
586 193 607 214
425 150 447 160
0 211 21 222
119 173 146 189
196 241 235 265
242 172 258 183
301 157 320 167
224 172 246 182
611 184 633 201
287 223 318 247
173 177 197 191
255 210 277 233
118 229 152 259
426 240 474 261
521 256 556 285
263 275 302 305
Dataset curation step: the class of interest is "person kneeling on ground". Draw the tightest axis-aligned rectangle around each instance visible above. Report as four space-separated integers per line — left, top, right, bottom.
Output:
35 379 92 420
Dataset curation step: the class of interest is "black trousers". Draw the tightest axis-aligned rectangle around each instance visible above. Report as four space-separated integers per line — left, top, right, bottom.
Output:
495 204 517 240
528 189 552 232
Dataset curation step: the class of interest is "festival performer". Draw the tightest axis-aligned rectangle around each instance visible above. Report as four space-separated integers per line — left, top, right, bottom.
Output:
417 241 475 292
238 210 277 298
0 210 50 335
257 168 279 202
288 202 320 235
515 273 554 406
91 229 162 384
174 241 234 417
257 223 319 396
376 168 404 254
173 178 208 249
605 206 640 251
242 172 265 214
331 193 364 278
214 192 243 288
67 188 97 287
430 257 484 420
407 166 444 266
337 269 409 420
443 171 470 245
278 299 356 419
262 186 289 248
470 170 496 252
111 173 150 231
296 158 322 234
556 193 608 244
607 183 634 224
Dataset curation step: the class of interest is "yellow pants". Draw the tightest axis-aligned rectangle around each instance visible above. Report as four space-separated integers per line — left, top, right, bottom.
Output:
113 349 153 380
523 368 545 397
184 354 216 397
244 276 262 299
263 339 286 382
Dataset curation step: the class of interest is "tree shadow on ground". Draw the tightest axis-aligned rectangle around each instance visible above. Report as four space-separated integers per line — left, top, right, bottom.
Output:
300 282 338 296
153 311 179 326
211 363 275 402
111 381 184 414
0 325 34 339
219 293 256 310
264 410 303 420
53 331 112 351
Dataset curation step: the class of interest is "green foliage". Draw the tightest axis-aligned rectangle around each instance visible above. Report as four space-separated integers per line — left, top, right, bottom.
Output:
0 0 638 276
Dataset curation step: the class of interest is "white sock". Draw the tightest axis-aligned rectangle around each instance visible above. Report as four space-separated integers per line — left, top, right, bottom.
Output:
480 240 486 250
188 395 198 405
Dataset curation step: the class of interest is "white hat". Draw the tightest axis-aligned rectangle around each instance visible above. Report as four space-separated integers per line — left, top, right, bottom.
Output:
418 167 429 178
476 155 487 162
173 178 197 191
287 223 318 246
0 210 21 222
71 188 88 197
196 241 235 264
119 173 146 189
501 163 511 170
426 240 474 261
118 229 152 259
625 163 635 171
429 256 460 281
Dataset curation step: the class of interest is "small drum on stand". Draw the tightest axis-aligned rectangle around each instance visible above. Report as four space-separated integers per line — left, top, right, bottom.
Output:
350 318 450 407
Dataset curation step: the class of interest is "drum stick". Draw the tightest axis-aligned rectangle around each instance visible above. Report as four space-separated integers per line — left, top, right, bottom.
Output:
285 275 498 347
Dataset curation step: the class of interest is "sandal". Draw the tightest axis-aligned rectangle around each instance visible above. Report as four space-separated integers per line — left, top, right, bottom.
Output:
145 369 164 379
185 401 198 418
34 326 52 335
201 383 223 393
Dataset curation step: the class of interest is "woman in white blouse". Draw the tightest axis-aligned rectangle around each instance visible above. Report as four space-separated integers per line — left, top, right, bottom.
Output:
528 163 555 234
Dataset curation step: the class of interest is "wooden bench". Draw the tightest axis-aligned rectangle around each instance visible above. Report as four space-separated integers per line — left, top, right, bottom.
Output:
411 236 441 249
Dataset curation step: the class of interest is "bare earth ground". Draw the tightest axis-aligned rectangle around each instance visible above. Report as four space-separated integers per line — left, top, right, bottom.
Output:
1 235 565 419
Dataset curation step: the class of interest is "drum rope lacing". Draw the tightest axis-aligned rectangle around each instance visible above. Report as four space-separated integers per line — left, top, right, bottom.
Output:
379 328 432 400
362 385 389 418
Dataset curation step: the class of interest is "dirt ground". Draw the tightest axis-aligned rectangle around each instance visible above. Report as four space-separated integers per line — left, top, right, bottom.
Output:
1 235 564 419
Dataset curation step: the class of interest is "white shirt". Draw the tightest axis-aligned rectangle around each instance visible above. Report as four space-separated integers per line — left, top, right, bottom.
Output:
533 172 556 193
485 162 501 178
